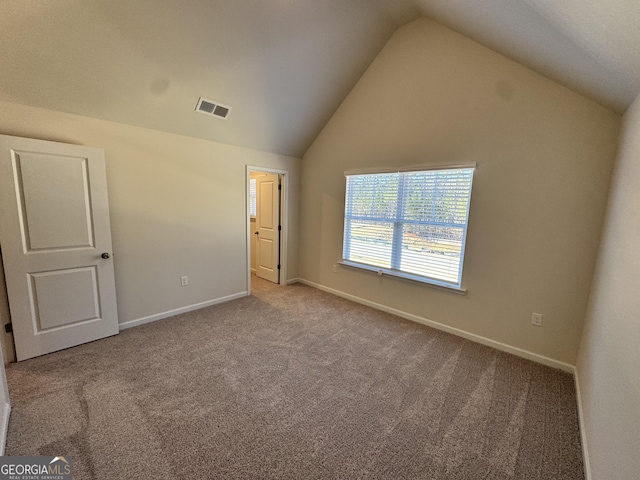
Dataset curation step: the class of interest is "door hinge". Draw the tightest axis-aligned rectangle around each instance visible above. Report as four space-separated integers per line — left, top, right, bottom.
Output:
4 323 12 333
277 264 281 270
278 184 282 190
278 225 281 231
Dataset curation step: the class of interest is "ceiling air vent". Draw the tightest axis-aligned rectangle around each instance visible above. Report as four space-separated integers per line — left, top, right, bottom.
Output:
195 97 231 120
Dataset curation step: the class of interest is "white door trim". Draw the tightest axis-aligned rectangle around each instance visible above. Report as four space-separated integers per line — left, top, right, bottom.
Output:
246 166 288 293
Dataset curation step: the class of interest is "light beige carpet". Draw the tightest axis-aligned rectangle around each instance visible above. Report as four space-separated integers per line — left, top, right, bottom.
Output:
5 276 584 479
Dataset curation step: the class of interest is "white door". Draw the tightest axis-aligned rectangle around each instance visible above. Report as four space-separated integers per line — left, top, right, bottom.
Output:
255 173 280 284
0 135 119 361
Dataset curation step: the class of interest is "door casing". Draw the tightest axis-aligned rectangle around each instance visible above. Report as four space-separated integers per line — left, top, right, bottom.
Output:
246 166 288 292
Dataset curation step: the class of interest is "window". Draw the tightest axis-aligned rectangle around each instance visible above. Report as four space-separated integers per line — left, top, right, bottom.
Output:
342 166 475 289
249 178 257 217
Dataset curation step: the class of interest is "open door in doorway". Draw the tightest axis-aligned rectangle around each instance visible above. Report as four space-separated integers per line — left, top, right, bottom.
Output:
0 135 119 361
254 172 281 284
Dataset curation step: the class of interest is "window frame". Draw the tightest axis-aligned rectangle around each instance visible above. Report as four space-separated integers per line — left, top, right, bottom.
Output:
341 164 475 292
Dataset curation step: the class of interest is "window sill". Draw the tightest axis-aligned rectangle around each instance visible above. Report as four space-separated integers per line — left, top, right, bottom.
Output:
338 260 467 295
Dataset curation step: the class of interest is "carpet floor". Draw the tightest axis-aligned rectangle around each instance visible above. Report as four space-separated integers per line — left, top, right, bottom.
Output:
5 277 584 479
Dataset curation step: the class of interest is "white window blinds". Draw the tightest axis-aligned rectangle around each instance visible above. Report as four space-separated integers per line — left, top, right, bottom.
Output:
342 166 474 288
249 178 257 217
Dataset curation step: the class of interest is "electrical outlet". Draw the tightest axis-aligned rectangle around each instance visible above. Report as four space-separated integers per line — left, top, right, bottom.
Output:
181 276 189 286
333 264 337 273
531 312 543 327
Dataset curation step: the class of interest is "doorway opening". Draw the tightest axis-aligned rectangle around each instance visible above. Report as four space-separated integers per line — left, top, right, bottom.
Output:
0 252 15 364
247 167 287 294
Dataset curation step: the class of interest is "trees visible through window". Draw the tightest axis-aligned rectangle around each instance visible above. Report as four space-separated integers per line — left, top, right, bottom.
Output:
342 166 475 289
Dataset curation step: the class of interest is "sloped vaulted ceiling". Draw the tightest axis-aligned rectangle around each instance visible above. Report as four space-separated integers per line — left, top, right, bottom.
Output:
403 0 640 114
0 1 638 158
0 0 401 157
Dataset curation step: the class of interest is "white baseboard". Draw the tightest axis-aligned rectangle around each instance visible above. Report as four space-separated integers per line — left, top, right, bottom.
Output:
286 277 302 285
119 292 248 330
573 368 592 480
0 401 10 455
296 278 575 373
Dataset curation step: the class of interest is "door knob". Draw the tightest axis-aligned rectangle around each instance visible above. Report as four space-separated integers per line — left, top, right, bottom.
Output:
101 252 110 259
254 231 259 235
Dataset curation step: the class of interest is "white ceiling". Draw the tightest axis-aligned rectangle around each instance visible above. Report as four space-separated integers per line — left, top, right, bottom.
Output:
402 0 640 114
0 1 638 158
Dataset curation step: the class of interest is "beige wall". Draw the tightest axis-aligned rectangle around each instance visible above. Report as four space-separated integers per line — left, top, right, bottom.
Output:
576 94 640 479
299 18 621 365
0 100 300 350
